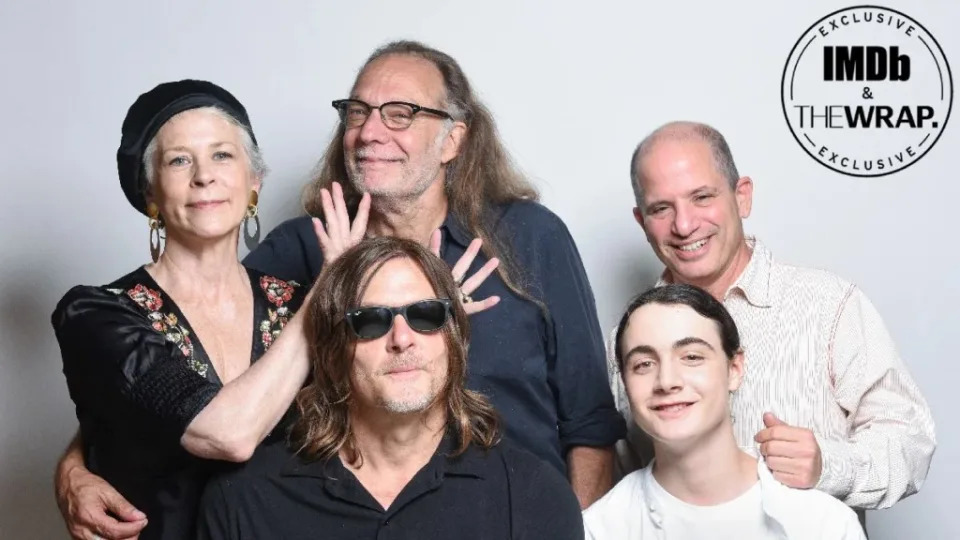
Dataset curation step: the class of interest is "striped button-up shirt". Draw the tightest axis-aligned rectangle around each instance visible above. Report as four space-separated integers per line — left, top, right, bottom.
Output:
607 237 935 511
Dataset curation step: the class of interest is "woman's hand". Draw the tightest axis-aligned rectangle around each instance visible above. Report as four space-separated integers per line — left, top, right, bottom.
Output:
310 183 501 315
312 182 371 267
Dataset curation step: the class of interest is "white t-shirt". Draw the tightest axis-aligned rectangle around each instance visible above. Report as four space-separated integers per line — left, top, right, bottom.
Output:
582 457 866 540
647 472 775 540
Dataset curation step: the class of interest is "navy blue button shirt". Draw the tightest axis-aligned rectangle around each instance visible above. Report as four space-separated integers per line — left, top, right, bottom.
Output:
243 200 625 472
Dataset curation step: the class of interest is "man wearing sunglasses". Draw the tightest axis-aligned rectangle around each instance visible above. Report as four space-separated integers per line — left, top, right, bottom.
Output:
196 237 584 539
240 41 623 506
54 39 623 537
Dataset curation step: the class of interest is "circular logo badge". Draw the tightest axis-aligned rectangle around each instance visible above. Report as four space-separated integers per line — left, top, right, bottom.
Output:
781 5 953 177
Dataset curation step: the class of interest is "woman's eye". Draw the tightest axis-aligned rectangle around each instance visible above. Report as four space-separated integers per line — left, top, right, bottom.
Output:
213 151 233 160
168 156 188 166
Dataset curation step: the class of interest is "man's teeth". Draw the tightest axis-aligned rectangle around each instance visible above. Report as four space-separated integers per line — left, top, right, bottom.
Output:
657 403 690 412
679 239 707 252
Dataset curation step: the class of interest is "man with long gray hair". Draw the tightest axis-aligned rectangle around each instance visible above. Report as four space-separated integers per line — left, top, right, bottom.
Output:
53 39 623 537
242 40 624 505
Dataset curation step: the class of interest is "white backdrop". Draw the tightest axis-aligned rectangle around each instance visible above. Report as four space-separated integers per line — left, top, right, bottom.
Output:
1 1 956 538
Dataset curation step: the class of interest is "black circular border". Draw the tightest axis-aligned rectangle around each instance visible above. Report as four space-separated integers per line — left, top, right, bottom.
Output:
780 4 954 178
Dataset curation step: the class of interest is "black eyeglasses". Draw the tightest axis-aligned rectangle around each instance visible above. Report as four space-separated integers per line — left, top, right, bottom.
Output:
332 99 453 130
345 298 453 339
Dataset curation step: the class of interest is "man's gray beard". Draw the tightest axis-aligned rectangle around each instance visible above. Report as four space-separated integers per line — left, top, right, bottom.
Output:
378 389 437 414
348 168 435 202
345 127 449 205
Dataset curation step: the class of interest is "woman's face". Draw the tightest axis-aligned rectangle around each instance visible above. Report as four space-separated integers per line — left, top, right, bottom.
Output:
148 108 259 243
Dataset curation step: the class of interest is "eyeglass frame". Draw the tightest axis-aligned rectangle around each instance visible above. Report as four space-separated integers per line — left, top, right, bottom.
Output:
331 98 454 130
343 298 454 339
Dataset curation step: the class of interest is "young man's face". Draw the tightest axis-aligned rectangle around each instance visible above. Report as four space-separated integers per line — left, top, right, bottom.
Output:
619 302 743 449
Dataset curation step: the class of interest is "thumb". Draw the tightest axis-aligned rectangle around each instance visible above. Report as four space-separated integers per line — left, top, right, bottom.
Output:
763 412 786 427
103 490 147 522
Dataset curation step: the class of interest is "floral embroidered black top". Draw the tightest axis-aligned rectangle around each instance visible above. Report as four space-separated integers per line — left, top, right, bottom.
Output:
51 265 305 540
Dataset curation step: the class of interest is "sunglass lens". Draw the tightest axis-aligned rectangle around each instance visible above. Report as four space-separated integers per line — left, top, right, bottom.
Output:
406 300 449 332
349 307 393 339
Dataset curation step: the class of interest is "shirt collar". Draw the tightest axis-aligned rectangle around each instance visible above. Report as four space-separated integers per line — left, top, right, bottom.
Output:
754 456 793 536
638 455 790 536
728 236 775 308
280 430 488 513
441 211 473 249
438 435 490 479
345 202 473 251
655 236 775 308
278 447 337 480
278 429 487 481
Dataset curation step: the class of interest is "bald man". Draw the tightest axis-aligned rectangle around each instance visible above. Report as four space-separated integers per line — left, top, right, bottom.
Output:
607 121 935 531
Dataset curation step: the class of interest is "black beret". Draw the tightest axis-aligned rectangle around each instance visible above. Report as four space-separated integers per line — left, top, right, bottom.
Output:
116 79 258 216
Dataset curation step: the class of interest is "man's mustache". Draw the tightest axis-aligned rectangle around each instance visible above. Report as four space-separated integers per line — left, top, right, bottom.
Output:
377 352 425 375
353 148 403 161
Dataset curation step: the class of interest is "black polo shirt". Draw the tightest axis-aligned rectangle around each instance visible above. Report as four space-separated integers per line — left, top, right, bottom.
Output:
196 434 584 540
243 200 626 472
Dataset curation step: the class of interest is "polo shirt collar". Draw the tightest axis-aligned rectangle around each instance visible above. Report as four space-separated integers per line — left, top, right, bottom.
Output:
278 430 488 482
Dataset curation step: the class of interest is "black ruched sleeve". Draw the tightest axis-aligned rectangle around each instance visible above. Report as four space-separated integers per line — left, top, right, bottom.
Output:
52 285 220 440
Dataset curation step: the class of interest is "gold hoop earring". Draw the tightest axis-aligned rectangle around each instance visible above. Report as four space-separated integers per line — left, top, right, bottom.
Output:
244 190 260 251
147 202 164 263
246 190 259 219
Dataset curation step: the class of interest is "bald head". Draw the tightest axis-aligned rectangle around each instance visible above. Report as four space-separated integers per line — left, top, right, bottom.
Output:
630 121 740 207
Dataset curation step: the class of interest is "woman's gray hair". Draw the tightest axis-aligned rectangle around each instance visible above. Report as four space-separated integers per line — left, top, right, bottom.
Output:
141 106 268 187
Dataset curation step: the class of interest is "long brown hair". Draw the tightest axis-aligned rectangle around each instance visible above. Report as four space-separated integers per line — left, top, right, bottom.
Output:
291 236 501 464
302 40 540 301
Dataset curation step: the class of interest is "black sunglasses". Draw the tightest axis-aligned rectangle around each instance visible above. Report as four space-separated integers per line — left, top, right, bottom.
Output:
345 298 453 339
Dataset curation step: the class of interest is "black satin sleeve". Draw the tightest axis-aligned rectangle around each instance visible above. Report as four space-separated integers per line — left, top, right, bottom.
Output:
51 285 220 441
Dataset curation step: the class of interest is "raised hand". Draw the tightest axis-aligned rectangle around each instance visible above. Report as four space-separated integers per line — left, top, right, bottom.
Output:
312 181 371 267
429 230 501 315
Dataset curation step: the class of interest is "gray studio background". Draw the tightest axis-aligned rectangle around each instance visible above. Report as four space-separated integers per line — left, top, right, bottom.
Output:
1 1 957 538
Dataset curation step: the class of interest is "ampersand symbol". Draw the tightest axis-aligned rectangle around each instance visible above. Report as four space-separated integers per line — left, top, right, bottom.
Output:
862 87 874 99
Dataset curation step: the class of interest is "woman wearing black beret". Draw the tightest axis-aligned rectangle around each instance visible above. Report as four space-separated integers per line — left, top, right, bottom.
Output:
50 80 315 540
